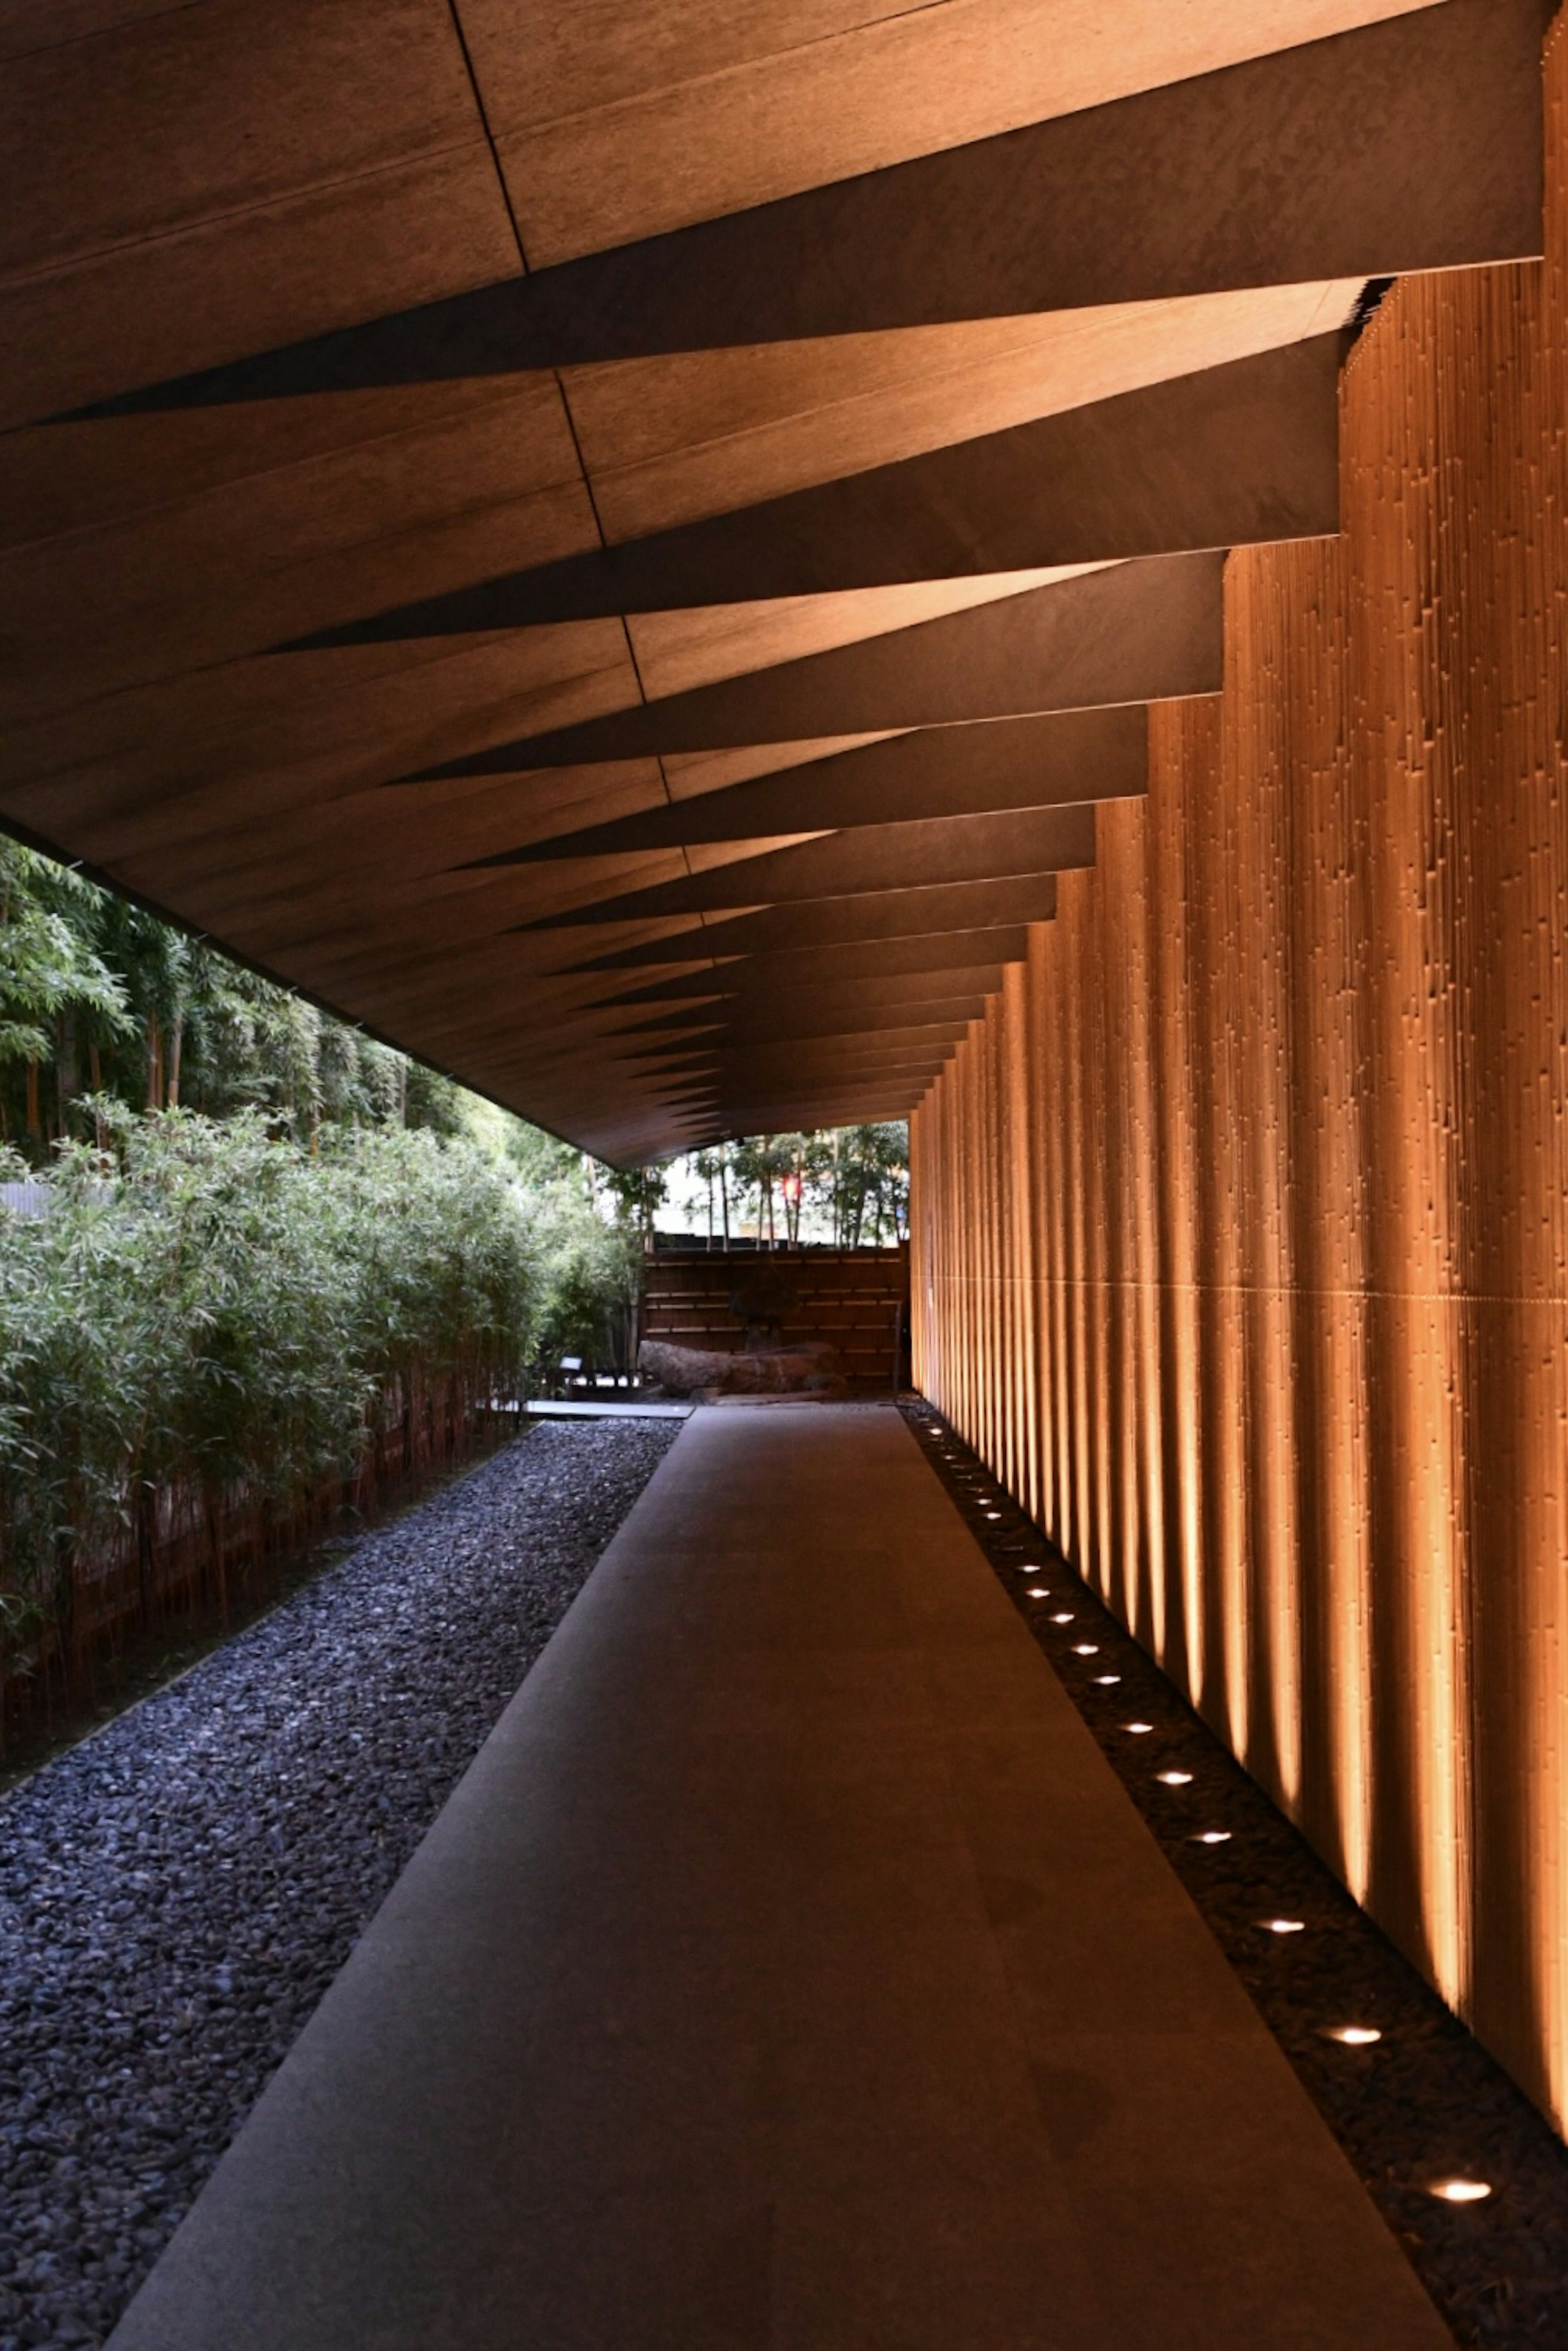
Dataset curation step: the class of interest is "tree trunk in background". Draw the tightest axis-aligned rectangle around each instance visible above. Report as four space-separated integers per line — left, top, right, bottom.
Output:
56 1008 78 1134
87 1041 105 1149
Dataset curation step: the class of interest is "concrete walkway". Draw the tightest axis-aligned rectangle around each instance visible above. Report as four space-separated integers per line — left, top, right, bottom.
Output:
109 1407 1449 2351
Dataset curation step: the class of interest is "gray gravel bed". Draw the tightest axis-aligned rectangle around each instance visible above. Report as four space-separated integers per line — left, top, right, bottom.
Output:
0 1419 680 2351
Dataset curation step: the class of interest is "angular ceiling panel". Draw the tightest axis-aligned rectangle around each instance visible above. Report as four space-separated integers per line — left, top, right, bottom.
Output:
0 0 1550 1155
461 0 1448 258
561 282 1363 539
72 0 1541 409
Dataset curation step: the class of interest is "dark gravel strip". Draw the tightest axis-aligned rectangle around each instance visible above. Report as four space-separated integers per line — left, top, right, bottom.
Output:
0 1418 681 2351
901 1398 1568 2349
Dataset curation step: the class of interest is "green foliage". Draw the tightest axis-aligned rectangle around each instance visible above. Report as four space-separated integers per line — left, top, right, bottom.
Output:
603 1162 669 1246
0 1111 539 1674
401 1062 469 1139
727 1134 791 1245
820 1122 909 1247
0 843 130 1091
673 1124 909 1247
0 840 487 1156
0 836 655 1700
518 1152 640 1375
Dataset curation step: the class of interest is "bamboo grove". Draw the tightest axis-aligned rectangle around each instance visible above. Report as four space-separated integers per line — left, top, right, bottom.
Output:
0 1112 550 1738
0 841 641 1735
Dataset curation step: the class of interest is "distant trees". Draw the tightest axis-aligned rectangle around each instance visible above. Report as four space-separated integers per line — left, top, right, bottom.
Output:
675 1124 909 1248
603 1162 670 1252
691 1147 732 1245
0 840 467 1158
728 1135 791 1247
822 1123 909 1247
0 845 129 1143
511 1125 641 1376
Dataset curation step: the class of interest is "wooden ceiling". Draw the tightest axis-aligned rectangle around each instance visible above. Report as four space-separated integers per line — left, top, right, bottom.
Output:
0 0 1549 1160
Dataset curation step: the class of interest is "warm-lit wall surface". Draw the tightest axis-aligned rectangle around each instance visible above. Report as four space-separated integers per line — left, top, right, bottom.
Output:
913 21 1568 2135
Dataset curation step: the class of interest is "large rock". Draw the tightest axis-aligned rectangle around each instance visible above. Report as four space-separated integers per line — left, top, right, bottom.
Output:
638 1338 848 1400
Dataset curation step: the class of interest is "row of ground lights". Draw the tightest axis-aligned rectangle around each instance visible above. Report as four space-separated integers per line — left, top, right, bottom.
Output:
912 1413 1491 2212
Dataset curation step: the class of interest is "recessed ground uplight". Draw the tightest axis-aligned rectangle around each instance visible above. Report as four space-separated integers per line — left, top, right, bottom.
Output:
1123 1721 1153 1734
1319 2025 1382 2046
1258 1918 1305 1935
1014 1561 1044 1574
1156 1770 1193 1786
1027 1587 1051 1599
1429 2179 1492 2204
1190 1830 1232 1845
1071 1643 1099 1656
1092 1674 1122 1685
985 1511 1002 1520
1049 1612 1074 1625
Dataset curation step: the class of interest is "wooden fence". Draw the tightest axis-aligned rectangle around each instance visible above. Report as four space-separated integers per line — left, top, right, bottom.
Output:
641 1247 909 1394
1 1366 514 1751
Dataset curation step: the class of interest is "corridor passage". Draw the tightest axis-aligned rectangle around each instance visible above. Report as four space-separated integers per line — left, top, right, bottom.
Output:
108 1407 1448 2350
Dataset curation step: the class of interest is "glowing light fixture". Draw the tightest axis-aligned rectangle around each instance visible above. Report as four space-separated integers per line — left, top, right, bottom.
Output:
1123 1722 1153 1734
1190 1830 1232 1845
1319 2025 1382 2046
1429 2179 1492 2204
1071 1643 1100 1656
1027 1587 1050 1599
1050 1612 1074 1625
1092 1674 1122 1685
1156 1770 1193 1786
1258 1919 1305 1935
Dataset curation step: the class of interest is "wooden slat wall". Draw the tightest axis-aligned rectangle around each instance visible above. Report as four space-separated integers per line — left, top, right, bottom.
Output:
642 1248 908 1391
911 16 1568 2137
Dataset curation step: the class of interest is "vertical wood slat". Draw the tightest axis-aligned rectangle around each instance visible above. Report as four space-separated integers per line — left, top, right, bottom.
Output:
911 18 1568 2139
